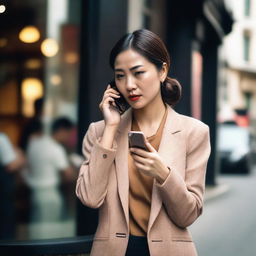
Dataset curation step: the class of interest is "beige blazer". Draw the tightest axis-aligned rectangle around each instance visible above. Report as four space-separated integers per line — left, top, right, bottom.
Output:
76 105 211 256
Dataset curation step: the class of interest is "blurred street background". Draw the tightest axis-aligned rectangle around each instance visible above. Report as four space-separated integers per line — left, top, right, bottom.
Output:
191 166 256 256
0 0 255 255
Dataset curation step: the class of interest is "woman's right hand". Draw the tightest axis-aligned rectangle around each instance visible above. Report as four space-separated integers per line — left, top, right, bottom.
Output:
99 85 121 127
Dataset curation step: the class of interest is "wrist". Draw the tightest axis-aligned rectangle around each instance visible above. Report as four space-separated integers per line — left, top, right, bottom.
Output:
156 166 170 184
100 125 118 149
105 123 119 130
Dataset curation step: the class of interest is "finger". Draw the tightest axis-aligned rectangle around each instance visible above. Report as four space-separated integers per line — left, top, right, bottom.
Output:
145 141 156 153
103 93 120 102
108 92 120 98
130 147 150 157
134 156 154 169
106 88 120 95
103 93 120 103
100 96 116 110
134 162 150 174
135 162 145 170
102 96 115 107
131 154 147 165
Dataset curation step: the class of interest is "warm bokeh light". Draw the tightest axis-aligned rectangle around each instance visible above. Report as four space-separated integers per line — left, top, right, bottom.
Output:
65 52 79 64
21 78 43 117
19 26 40 43
50 74 62 86
24 59 42 69
0 5 6 13
41 38 59 57
0 38 7 47
22 78 43 100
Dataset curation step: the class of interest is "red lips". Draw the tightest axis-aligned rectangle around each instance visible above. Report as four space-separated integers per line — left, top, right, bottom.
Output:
129 95 141 101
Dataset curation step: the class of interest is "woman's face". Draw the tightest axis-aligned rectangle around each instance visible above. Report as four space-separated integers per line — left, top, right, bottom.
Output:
114 49 167 110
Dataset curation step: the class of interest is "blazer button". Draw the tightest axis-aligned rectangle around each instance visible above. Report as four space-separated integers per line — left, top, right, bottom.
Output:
103 154 107 159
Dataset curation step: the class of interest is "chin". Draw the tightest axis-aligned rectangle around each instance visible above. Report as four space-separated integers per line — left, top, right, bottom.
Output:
130 101 148 110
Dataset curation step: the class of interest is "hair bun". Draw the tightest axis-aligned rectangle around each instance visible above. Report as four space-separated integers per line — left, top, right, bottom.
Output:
161 76 182 106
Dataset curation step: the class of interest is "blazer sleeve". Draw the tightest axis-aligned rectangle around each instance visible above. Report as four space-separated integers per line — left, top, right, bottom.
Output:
76 122 117 208
156 124 211 228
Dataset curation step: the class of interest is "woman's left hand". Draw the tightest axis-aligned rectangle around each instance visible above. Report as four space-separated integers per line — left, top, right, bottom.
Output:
129 141 170 184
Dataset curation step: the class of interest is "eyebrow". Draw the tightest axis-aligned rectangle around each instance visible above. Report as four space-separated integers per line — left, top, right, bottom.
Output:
115 65 143 72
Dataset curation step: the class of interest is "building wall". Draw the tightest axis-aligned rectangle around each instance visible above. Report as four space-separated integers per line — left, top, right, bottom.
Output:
127 0 166 39
225 0 256 69
222 0 256 121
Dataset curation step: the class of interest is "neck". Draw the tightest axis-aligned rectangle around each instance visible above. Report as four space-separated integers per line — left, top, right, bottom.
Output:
52 134 60 144
132 95 166 132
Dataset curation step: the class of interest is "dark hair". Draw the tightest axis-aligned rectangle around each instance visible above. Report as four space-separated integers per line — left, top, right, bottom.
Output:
34 97 44 117
109 29 182 107
51 117 74 134
20 119 43 150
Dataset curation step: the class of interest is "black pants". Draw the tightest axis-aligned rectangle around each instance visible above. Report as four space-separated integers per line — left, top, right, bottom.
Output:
125 235 150 256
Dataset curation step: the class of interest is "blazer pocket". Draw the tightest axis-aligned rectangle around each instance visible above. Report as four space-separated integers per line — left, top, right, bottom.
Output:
172 236 193 242
93 236 109 241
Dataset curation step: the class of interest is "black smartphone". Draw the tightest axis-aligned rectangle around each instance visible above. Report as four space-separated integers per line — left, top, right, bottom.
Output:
128 131 149 151
109 80 129 114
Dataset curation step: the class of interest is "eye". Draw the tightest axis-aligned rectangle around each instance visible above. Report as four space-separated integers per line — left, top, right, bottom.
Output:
115 74 124 79
135 71 145 76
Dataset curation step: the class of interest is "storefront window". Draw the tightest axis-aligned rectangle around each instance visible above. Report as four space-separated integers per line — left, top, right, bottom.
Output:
0 0 81 240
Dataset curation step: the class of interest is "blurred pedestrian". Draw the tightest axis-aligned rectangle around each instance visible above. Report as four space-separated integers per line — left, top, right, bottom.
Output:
23 117 75 238
0 133 25 239
76 29 211 256
20 97 44 151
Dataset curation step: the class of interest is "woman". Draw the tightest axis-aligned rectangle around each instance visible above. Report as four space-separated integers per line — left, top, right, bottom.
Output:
76 29 211 256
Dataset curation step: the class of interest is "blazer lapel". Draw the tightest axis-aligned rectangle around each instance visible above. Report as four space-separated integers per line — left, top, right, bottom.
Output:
115 109 132 227
148 106 182 232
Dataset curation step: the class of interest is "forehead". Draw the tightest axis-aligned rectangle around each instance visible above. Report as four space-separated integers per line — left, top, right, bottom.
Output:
114 49 151 69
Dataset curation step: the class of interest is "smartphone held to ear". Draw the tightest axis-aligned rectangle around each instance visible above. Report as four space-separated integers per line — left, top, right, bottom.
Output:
109 80 129 114
128 131 149 151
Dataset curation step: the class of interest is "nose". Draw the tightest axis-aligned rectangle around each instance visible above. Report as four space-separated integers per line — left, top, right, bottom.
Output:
125 76 137 92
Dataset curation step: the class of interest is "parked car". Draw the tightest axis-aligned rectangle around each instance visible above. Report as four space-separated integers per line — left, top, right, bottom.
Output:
217 123 251 174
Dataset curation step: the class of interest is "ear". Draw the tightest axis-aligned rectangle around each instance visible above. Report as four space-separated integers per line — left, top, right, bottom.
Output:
159 62 168 82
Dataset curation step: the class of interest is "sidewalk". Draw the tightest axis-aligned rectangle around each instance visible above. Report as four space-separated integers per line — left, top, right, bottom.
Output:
204 183 230 202
191 170 256 256
204 165 256 202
